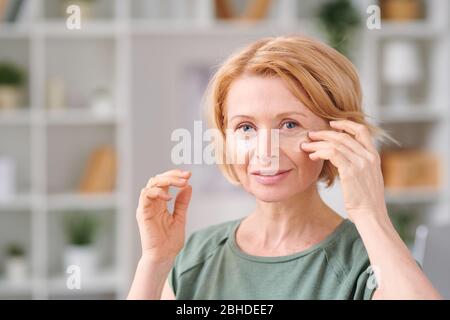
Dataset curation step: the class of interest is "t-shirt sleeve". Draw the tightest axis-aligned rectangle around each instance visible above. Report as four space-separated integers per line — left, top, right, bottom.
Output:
166 230 201 297
165 221 236 299
167 243 185 297
353 263 378 300
167 262 177 295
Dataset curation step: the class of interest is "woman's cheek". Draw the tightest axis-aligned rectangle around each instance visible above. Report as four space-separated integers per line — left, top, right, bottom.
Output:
281 138 324 179
226 135 256 164
233 164 248 183
226 138 252 184
299 152 324 180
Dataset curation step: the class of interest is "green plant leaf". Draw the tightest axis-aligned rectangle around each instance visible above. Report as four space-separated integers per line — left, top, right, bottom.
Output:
63 211 100 246
5 242 25 257
0 62 25 86
317 0 361 57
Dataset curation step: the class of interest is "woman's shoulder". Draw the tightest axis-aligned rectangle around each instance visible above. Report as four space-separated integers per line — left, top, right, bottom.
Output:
174 218 241 274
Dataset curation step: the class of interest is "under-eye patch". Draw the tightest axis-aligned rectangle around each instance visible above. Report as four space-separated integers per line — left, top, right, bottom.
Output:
229 128 310 154
278 129 310 153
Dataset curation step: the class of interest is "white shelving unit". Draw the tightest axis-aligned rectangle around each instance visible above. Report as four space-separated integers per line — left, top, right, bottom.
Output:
359 0 450 225
0 0 132 299
0 0 449 299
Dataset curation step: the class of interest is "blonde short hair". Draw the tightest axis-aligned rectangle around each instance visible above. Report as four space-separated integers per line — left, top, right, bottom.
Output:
204 34 391 188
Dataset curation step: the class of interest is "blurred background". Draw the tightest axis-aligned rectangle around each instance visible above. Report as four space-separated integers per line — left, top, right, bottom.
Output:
0 0 449 299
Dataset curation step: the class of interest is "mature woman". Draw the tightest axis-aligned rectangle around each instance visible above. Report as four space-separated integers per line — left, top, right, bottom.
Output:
127 35 441 300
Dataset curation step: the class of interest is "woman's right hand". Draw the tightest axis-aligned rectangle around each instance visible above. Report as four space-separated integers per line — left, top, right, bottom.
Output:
136 169 192 263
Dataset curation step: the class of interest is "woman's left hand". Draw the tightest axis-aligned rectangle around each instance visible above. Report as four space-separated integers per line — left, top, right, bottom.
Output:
300 120 388 222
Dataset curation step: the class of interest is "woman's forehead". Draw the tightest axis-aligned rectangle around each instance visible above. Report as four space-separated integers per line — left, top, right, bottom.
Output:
226 75 321 123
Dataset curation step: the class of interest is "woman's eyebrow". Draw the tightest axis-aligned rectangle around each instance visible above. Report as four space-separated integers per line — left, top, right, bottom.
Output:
276 111 307 119
229 111 307 122
228 114 255 122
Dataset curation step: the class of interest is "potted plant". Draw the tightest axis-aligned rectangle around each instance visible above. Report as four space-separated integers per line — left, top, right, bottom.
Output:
317 0 361 58
4 242 27 284
63 212 100 279
0 62 25 111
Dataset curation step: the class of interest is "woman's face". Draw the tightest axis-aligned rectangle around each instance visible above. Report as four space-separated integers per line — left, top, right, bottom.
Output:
225 75 329 202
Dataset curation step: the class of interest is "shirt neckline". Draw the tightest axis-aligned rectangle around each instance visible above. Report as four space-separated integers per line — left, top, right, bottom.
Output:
228 217 351 263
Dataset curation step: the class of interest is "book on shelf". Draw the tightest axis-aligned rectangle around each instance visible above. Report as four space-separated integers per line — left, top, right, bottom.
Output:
381 149 441 190
0 0 31 24
215 0 272 20
78 145 117 194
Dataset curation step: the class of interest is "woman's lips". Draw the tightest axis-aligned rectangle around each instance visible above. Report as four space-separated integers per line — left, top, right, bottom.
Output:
250 169 292 185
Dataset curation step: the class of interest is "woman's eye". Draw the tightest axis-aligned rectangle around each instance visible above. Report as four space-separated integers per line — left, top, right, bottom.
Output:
282 121 298 130
237 124 255 133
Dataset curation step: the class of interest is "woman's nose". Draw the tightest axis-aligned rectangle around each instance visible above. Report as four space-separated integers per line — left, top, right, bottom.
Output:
255 129 279 163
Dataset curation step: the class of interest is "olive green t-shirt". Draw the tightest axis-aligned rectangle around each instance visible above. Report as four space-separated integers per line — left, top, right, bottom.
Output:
168 218 377 299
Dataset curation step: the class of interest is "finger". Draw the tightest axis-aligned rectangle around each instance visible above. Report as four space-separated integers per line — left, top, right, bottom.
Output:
146 170 191 188
140 187 172 205
309 147 352 170
161 169 191 178
159 169 191 179
173 184 192 221
302 140 364 167
306 130 373 160
137 188 170 220
146 175 188 189
329 120 376 153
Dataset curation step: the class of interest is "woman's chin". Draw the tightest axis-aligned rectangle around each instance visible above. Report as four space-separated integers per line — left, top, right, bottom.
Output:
240 173 314 202
250 187 295 202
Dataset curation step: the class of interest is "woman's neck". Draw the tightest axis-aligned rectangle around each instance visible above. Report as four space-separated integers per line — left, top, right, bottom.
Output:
237 183 343 256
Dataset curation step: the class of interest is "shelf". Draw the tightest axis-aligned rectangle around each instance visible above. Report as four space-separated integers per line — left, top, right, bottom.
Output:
0 109 33 126
372 21 445 38
377 106 444 123
45 109 118 126
46 193 118 211
0 23 31 38
0 193 33 211
385 187 442 205
0 21 118 38
0 19 320 38
130 19 318 36
0 278 33 296
47 268 118 295
36 20 118 37
0 109 119 126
